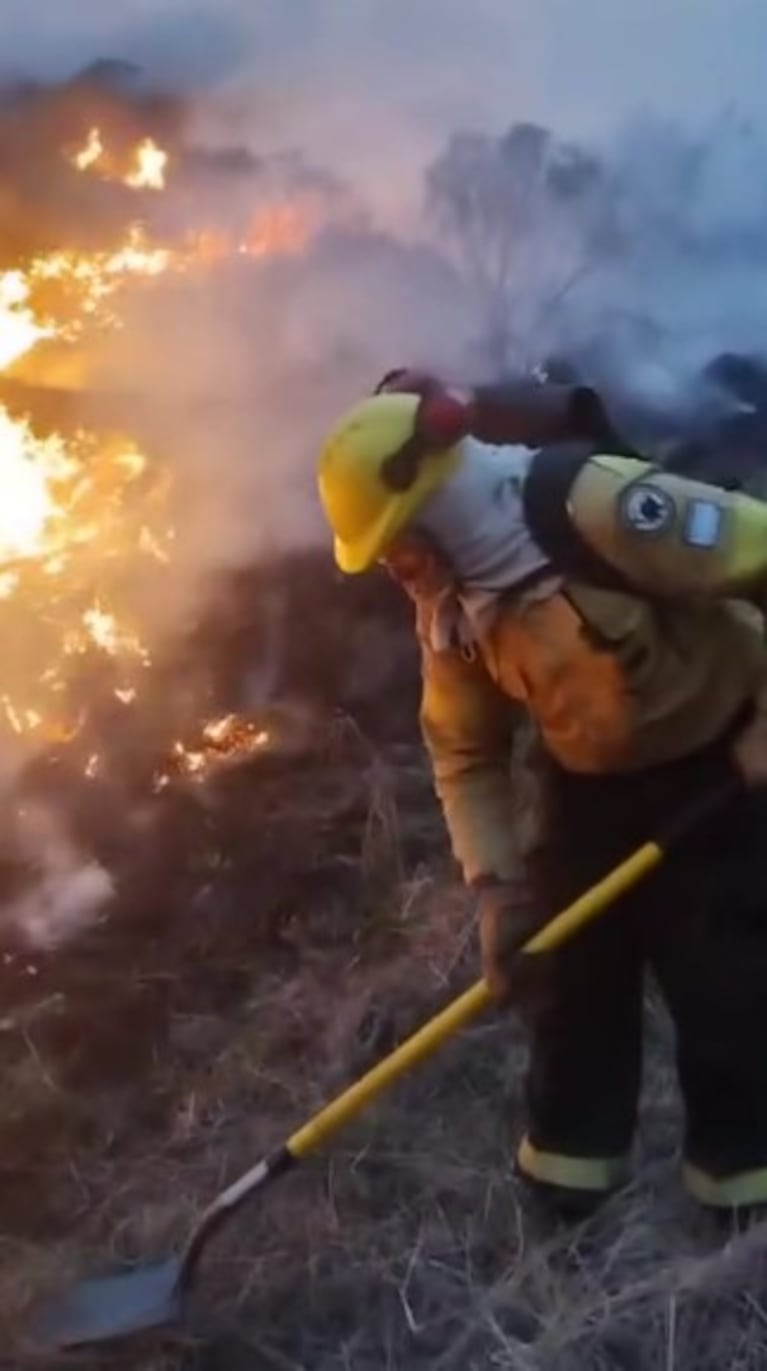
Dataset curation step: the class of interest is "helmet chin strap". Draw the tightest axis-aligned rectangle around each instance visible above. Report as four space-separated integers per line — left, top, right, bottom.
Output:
380 393 464 493
374 370 460 492
380 421 434 492
373 368 410 394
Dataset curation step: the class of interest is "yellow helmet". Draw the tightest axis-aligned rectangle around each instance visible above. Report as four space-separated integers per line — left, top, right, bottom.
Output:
317 392 462 574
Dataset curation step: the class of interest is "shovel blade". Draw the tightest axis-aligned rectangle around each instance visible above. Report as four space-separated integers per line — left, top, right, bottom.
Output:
31 1257 182 1350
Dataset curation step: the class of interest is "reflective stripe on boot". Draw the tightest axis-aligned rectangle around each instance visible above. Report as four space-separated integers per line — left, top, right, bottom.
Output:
684 1161 767 1209
517 1134 631 1192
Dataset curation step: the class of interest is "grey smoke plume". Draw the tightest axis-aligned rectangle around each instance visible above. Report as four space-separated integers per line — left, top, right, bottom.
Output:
0 801 113 949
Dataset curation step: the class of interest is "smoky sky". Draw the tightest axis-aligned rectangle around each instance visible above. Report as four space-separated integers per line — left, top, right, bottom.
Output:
1 0 766 252
6 1 767 156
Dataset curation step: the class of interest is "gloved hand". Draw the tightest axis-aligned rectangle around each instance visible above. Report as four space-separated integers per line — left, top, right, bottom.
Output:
476 878 553 1009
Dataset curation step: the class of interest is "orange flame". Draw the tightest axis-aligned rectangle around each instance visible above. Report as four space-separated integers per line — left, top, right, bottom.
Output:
0 148 324 758
73 127 105 172
0 410 77 563
241 203 316 258
0 271 53 370
124 137 168 191
155 716 271 788
70 128 169 192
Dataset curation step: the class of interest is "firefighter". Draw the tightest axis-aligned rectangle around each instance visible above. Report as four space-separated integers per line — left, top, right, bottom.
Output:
315 368 767 1216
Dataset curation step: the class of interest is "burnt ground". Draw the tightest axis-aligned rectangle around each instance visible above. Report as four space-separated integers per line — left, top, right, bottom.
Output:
2 553 767 1371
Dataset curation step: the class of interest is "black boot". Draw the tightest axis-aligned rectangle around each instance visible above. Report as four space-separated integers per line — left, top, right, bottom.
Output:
513 1160 609 1225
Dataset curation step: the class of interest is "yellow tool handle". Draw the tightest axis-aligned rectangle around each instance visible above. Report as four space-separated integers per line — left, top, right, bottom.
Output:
524 841 662 952
286 838 663 1160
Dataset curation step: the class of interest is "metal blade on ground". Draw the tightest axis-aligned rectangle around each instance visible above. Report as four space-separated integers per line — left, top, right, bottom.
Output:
30 1258 181 1348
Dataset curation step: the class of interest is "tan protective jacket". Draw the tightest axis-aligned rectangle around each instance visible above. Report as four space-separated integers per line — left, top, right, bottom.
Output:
418 577 767 884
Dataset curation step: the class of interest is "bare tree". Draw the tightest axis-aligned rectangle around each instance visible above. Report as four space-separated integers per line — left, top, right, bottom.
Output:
426 122 621 371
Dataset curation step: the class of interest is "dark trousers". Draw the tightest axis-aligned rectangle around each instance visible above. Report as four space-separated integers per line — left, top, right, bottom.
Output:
523 723 767 1193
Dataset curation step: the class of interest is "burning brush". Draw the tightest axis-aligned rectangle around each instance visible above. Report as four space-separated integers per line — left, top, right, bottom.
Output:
0 88 329 951
156 714 271 789
70 126 169 191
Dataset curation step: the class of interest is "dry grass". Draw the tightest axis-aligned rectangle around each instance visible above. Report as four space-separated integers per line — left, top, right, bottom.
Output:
2 569 767 1371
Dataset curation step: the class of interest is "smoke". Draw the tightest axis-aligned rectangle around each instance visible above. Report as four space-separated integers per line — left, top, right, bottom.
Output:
0 801 113 949
0 1 765 946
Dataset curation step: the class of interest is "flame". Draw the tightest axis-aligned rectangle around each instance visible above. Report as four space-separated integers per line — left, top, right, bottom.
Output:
188 201 319 265
68 126 321 264
202 714 237 744
73 127 104 172
201 714 270 752
155 716 271 789
82 604 149 661
30 225 174 326
70 128 169 192
0 407 165 741
0 146 321 766
9 204 314 370
124 138 168 191
0 272 53 370
242 203 315 258
0 416 159 570
0 410 76 561
2 700 43 735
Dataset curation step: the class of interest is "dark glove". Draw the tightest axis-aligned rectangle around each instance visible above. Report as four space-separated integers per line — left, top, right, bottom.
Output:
476 878 553 1009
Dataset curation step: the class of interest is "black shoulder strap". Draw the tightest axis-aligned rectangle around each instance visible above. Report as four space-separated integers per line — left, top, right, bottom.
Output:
522 443 637 594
